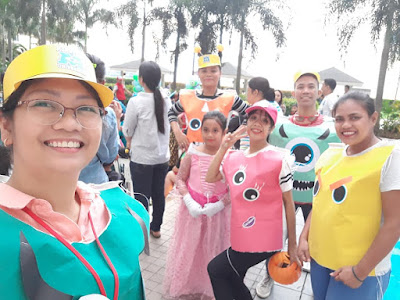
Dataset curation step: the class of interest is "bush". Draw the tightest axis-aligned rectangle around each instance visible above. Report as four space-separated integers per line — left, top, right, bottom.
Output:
282 97 297 116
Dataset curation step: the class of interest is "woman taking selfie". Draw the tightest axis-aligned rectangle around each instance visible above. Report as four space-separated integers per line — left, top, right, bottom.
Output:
0 45 148 300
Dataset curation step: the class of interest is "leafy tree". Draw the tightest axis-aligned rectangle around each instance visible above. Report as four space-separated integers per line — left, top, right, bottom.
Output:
75 0 115 52
117 0 154 61
228 0 286 93
151 0 189 90
328 0 400 132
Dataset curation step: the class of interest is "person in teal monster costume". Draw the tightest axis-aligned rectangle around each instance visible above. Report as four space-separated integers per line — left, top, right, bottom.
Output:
255 71 340 299
0 44 149 300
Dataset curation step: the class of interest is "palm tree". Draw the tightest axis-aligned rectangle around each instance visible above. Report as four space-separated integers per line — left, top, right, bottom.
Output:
151 0 189 90
117 0 154 61
328 0 400 132
75 0 115 52
229 0 286 94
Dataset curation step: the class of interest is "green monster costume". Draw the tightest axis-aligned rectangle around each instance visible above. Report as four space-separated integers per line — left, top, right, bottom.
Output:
269 116 340 204
0 186 149 300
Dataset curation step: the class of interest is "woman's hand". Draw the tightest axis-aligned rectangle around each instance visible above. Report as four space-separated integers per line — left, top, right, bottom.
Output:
110 100 123 120
174 128 190 151
221 125 248 150
297 236 310 266
330 266 364 289
288 244 301 268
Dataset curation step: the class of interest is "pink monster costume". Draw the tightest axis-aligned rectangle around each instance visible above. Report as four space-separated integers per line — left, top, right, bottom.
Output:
223 149 284 253
163 147 231 299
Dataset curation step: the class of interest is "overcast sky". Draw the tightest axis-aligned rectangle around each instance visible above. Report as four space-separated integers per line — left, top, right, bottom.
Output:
23 0 400 99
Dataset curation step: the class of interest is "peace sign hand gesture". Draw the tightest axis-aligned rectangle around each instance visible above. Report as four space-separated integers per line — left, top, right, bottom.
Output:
221 125 248 151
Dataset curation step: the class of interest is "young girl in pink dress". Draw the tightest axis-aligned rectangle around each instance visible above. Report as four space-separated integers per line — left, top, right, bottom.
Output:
163 111 231 300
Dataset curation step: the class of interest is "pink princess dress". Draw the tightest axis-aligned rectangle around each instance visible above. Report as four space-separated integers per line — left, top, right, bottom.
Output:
163 147 231 299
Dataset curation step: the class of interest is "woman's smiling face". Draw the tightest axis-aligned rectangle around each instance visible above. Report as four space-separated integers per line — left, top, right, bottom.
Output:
4 78 102 176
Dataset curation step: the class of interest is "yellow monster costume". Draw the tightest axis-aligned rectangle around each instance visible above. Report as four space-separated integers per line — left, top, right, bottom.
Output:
309 143 395 276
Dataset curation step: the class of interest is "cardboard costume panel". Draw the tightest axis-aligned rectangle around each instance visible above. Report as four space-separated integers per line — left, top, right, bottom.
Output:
0 187 149 300
269 117 340 204
223 150 284 253
309 145 394 275
179 90 234 143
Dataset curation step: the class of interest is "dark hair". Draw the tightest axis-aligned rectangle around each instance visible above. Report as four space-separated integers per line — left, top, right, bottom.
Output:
332 91 375 117
265 88 275 102
248 77 273 100
2 79 103 119
139 61 165 134
0 146 11 175
86 53 106 83
324 78 337 91
345 85 350 89
202 111 227 131
248 109 274 126
275 89 283 105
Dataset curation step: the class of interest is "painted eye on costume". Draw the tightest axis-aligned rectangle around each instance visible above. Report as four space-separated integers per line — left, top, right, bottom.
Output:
233 170 246 185
243 188 259 201
313 180 320 196
332 185 347 204
285 137 321 173
189 118 201 131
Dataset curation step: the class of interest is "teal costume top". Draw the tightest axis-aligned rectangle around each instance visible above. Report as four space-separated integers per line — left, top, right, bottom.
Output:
0 186 149 300
269 116 340 204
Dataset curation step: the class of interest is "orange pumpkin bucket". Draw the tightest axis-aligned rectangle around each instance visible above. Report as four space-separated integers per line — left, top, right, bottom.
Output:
268 251 301 285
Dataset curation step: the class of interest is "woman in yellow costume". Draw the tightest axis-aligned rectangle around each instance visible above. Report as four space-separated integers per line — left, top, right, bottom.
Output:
168 45 248 150
298 92 400 300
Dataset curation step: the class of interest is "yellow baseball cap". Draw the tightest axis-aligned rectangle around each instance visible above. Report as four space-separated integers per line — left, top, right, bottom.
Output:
3 44 113 107
198 54 221 69
293 71 320 83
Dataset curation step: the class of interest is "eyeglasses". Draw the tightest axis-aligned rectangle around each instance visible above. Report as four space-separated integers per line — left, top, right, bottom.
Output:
293 113 319 124
17 100 105 129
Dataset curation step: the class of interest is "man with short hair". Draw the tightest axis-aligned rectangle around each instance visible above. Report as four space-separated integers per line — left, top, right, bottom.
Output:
255 71 340 299
318 78 337 116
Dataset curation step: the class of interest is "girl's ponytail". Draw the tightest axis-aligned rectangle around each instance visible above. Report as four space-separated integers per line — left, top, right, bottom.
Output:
139 61 165 134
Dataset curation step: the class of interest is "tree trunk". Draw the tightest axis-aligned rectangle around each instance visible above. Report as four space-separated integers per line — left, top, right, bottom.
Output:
40 0 46 45
236 25 244 95
7 29 12 62
141 2 146 63
84 22 88 52
1 25 5 64
172 11 181 91
374 6 394 133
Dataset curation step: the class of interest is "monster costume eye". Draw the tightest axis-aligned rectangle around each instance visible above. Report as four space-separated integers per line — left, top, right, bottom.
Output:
331 185 347 204
189 118 201 131
243 188 259 201
285 137 321 173
233 166 247 185
243 183 264 201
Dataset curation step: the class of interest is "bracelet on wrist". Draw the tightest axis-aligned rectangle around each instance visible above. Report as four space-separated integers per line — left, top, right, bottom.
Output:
351 266 364 283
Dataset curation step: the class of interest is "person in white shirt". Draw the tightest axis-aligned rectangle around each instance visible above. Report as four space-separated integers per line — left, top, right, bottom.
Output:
123 61 171 239
319 78 337 116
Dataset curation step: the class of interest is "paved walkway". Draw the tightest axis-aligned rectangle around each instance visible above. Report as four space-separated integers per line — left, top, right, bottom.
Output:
139 193 314 300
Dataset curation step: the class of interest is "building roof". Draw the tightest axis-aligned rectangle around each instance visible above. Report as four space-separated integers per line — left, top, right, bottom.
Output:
319 67 363 86
221 62 253 79
110 59 172 74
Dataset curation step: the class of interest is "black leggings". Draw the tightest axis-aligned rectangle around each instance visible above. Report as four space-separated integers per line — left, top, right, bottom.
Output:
208 247 277 300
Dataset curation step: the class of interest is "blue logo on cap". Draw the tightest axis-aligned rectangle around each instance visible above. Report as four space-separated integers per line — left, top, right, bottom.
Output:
57 51 85 74
203 56 210 63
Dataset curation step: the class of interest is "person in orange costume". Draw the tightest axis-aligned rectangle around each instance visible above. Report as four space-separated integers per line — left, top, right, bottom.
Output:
168 46 248 150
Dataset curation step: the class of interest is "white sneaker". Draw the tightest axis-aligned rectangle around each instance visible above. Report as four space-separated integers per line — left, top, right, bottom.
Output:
256 274 274 298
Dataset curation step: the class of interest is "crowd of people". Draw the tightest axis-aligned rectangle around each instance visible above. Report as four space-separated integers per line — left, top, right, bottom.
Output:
0 43 399 300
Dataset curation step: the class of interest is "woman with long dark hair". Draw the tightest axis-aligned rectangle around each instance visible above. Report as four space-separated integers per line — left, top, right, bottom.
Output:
123 61 171 238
